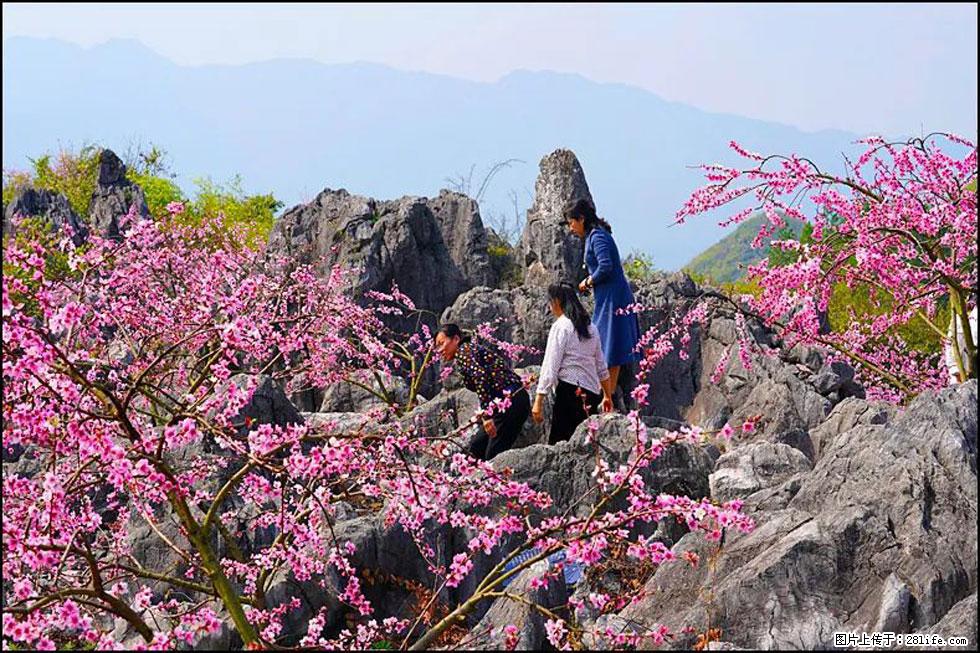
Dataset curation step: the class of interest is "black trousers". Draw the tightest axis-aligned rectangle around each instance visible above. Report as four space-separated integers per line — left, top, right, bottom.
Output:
550 380 602 445
469 388 532 461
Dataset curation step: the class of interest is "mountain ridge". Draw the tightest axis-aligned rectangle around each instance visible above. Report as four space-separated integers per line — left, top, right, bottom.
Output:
3 36 866 268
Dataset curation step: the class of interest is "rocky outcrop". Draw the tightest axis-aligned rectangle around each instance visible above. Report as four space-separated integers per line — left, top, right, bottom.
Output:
3 148 146 243
923 592 976 649
440 285 552 366
225 373 304 436
267 188 508 329
3 187 89 245
469 560 569 650
269 190 470 321
87 149 149 239
428 190 498 289
319 370 411 413
604 381 977 650
493 413 715 520
709 442 812 503
519 149 593 287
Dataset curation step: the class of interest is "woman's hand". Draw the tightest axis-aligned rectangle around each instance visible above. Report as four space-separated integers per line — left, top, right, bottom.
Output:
532 395 545 424
601 393 614 413
578 277 591 294
483 418 497 439
531 402 544 424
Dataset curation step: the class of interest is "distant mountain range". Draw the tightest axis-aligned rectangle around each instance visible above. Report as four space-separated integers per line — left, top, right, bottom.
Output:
3 37 870 268
683 213 804 283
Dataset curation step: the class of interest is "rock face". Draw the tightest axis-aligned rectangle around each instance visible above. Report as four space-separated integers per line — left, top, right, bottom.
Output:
709 441 812 503
628 271 854 444
494 413 714 520
87 149 149 239
3 187 89 244
520 149 593 287
440 285 552 366
924 592 976 649
428 190 498 289
226 373 305 436
319 370 411 413
402 365 548 454
469 560 569 650
3 148 147 243
609 381 978 650
269 188 501 326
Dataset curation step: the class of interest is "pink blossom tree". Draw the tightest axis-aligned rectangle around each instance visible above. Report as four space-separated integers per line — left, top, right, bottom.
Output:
3 204 751 650
676 133 977 401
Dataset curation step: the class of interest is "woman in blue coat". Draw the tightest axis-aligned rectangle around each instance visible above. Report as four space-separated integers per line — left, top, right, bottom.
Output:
564 198 641 397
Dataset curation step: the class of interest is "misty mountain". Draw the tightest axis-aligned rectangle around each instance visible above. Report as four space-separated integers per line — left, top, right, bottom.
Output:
683 213 804 283
2 36 865 268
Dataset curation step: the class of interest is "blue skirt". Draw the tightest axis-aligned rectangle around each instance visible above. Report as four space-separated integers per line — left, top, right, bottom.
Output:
593 276 642 367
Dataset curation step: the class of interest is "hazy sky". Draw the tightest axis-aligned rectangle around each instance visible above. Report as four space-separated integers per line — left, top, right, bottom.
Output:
3 3 977 137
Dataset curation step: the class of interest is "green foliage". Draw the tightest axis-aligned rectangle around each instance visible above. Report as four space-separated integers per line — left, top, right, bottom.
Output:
685 212 803 284
183 176 282 247
2 169 32 206
7 144 282 250
126 169 184 219
687 269 763 299
487 232 523 288
122 145 282 246
827 282 949 356
2 215 85 318
768 222 814 267
28 145 102 218
622 249 657 284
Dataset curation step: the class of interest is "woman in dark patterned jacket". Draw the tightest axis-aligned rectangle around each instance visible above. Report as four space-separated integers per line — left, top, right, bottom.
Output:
434 324 531 461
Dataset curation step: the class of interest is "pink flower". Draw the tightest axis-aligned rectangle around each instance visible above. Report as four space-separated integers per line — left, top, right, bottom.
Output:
503 624 520 650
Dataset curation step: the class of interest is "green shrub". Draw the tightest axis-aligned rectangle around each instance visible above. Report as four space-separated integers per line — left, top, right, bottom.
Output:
184 175 282 247
486 235 523 288
2 169 32 206
623 249 657 284
28 146 102 218
2 215 86 318
6 144 283 250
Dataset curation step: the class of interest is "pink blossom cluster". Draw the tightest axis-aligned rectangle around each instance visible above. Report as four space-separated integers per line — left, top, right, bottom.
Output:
3 203 754 650
676 133 978 400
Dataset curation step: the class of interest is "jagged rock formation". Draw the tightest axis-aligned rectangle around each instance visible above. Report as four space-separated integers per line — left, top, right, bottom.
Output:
268 190 470 320
469 559 569 649
267 188 504 328
428 189 498 289
585 381 978 650
519 149 593 287
3 148 147 242
3 187 89 244
87 149 149 239
318 370 412 413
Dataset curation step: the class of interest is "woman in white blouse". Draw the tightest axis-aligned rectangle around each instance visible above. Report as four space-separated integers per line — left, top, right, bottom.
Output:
532 283 615 443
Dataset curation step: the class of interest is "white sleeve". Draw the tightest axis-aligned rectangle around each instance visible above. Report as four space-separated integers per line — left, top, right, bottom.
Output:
593 325 609 382
537 319 567 396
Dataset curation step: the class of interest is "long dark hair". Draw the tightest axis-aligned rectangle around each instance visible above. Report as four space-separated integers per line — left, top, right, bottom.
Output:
563 198 612 235
548 283 592 340
438 323 471 344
